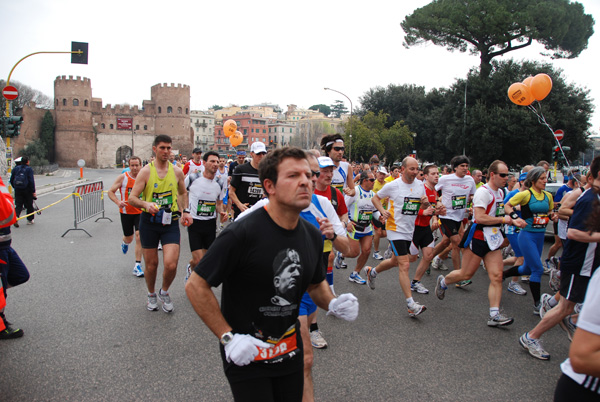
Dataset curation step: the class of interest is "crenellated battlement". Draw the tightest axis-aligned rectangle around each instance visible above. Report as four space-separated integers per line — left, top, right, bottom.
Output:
102 104 141 114
151 83 189 90
55 75 92 86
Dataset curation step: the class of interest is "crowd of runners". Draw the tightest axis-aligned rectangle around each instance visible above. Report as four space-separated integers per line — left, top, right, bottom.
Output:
100 134 600 401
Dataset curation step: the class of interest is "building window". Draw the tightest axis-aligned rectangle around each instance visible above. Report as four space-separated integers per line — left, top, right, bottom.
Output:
101 123 105 129
110 124 114 129
136 124 140 130
263 129 266 134
167 106 173 114
186 108 188 114
178 107 182 114
144 125 148 130
158 107 162 113
62 99 66 106
84 100 88 107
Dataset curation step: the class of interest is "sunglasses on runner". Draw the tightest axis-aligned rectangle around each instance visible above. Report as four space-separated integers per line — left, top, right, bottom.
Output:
497 173 509 178
312 171 320 178
367 178 376 182
333 146 345 152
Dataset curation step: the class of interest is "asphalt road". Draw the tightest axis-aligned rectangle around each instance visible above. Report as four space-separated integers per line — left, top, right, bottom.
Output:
0 168 570 401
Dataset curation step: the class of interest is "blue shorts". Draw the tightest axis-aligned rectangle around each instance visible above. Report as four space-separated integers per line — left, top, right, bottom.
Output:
299 292 317 317
349 229 373 241
139 212 181 249
0 247 30 297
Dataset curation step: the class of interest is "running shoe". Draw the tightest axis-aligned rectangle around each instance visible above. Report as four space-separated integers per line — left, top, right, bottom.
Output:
426 264 431 276
310 330 328 349
334 251 346 269
184 263 192 284
133 263 144 277
520 275 530 283
455 280 472 288
550 256 560 270
435 275 446 300
373 251 383 260
147 293 158 311
543 260 552 275
533 302 541 315
383 244 393 260
549 268 561 292
121 241 129 254
487 312 514 327
407 302 427 317
157 242 162 251
574 303 583 314
27 220 34 225
502 246 514 259
519 333 550 360
0 325 24 339
559 315 576 342
349 272 366 285
432 256 448 271
411 281 429 294
539 293 554 319
507 281 527 295
363 266 376 290
157 289 174 313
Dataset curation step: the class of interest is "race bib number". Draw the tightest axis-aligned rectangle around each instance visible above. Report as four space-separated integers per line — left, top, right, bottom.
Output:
254 329 298 363
451 195 466 210
197 200 216 217
248 184 263 197
153 191 173 209
357 210 373 225
402 197 421 215
532 213 549 229
483 226 504 251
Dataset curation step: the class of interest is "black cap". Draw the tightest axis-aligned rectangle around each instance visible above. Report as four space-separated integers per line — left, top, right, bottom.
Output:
192 148 202 154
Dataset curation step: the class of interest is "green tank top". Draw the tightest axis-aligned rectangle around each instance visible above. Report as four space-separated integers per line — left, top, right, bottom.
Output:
142 162 179 212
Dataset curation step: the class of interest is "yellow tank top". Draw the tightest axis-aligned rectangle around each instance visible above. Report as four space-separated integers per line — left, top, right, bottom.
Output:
142 162 179 212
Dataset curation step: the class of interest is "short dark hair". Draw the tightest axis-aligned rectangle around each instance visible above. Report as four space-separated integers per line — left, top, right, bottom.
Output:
450 155 470 170
21 156 29 164
487 160 506 174
259 147 307 188
590 155 600 180
359 171 373 183
129 156 141 165
203 150 219 162
153 134 172 146
320 134 344 155
423 164 437 176
537 160 550 168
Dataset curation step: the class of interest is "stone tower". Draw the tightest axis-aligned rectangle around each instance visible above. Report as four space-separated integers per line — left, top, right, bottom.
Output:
150 83 191 155
54 76 95 167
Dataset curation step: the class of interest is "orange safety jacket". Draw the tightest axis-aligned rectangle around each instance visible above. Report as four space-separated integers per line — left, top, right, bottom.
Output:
0 176 17 331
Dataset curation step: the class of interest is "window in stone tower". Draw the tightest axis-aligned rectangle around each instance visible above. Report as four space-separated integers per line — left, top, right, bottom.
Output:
158 107 162 113
178 107 182 114
63 99 66 106
84 100 88 107
73 99 79 106
167 106 173 114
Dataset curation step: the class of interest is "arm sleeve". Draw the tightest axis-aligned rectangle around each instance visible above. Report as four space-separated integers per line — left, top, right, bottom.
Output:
577 269 600 335
319 197 346 236
195 227 241 287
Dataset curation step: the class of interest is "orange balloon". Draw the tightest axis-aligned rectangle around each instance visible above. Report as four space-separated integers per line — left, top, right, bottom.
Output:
229 131 243 147
530 73 552 101
507 82 534 106
224 119 237 138
523 76 534 87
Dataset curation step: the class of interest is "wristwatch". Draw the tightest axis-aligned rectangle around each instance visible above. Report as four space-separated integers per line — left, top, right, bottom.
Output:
509 212 519 220
220 331 234 346
329 232 337 241
183 208 191 214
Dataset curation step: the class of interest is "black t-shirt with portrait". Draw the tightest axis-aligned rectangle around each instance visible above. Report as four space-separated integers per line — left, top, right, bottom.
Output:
196 207 325 381
230 162 264 217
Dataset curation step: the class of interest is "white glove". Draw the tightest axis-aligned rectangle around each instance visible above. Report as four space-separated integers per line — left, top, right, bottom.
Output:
224 334 273 366
327 293 359 321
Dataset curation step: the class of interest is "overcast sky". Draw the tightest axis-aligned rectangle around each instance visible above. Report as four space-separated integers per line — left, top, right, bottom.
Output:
4 0 599 136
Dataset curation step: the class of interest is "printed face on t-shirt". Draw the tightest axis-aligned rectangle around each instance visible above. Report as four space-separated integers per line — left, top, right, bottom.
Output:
272 249 303 304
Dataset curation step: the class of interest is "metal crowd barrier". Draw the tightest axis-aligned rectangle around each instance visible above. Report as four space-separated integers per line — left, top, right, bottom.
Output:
62 180 112 237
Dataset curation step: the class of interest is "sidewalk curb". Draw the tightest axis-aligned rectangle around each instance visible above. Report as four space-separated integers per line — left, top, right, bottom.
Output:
37 179 89 196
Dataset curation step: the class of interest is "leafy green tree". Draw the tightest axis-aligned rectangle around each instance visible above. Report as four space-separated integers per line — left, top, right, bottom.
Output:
401 0 595 77
20 139 49 166
210 105 223 111
330 100 349 118
308 104 331 116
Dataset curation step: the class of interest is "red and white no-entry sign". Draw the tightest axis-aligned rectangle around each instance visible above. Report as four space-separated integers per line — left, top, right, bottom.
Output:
554 129 564 141
2 86 18 101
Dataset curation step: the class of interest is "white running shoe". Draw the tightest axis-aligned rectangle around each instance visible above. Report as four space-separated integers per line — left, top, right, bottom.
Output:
310 330 328 349
158 289 174 313
133 263 144 277
373 251 383 260
411 281 429 294
407 302 426 317
363 266 376 290
507 281 527 295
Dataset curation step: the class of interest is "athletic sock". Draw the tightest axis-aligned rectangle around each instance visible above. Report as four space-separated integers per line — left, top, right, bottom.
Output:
489 307 499 317
160 289 169 296
530 281 541 305
135 260 141 264
502 265 521 279
326 266 333 286
411 279 418 285
371 268 378 278
406 297 414 306
310 323 319 332
548 296 558 308
440 277 447 289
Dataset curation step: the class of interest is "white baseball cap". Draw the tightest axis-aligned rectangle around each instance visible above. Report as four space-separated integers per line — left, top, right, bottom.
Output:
250 141 267 154
377 167 388 175
318 156 335 168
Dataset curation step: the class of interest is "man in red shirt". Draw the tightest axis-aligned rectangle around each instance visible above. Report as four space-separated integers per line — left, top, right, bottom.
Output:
409 164 446 294
183 148 203 176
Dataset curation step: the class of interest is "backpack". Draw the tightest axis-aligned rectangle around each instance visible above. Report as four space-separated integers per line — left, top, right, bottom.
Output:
12 166 28 190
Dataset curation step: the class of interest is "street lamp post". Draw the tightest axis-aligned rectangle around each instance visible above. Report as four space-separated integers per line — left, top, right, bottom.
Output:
324 87 353 161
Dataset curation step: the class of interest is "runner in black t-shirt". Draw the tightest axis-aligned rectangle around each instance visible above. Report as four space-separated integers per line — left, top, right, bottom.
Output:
229 143 266 218
185 147 359 402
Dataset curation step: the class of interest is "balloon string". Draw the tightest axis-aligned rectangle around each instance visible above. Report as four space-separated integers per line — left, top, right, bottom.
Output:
526 102 571 168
